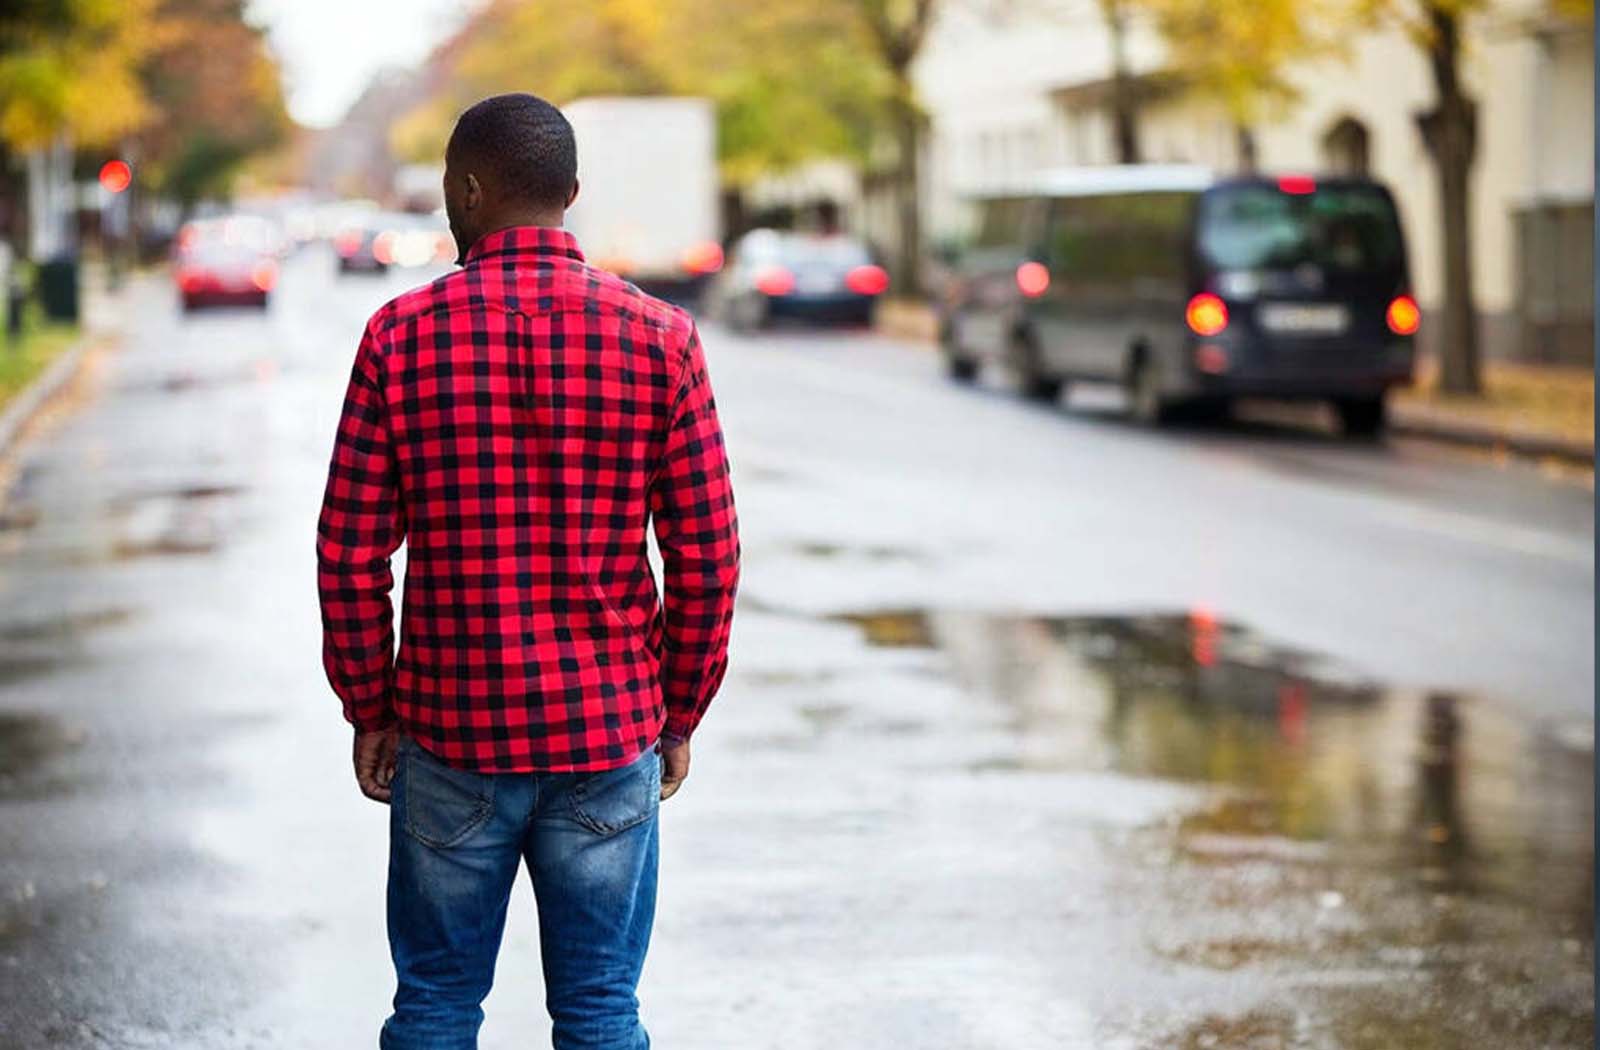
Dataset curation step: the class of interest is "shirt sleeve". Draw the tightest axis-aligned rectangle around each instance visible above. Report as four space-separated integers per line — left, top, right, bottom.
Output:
649 323 740 742
317 321 406 733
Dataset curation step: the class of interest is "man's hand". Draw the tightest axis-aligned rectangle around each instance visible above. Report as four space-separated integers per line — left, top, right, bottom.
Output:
659 737 690 801
354 726 400 803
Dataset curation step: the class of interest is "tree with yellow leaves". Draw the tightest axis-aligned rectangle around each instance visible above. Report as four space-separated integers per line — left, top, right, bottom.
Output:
0 0 159 152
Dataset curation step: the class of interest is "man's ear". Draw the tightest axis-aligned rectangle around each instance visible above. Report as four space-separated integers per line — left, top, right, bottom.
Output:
565 178 580 209
464 172 483 211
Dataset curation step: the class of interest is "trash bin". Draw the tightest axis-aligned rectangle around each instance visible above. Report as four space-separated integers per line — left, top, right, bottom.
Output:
36 254 79 323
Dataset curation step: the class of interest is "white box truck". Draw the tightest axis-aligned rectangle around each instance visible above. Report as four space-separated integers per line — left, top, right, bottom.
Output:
561 96 722 301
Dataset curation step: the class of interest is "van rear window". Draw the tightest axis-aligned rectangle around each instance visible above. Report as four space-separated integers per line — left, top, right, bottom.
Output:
1198 184 1403 272
975 198 1031 249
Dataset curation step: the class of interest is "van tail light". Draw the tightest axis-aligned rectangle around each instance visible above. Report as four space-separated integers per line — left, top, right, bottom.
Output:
755 266 796 297
1277 174 1316 195
250 259 278 292
682 241 724 275
1186 292 1229 336
334 229 362 257
1386 294 1420 335
845 264 889 296
373 232 396 265
1015 261 1050 297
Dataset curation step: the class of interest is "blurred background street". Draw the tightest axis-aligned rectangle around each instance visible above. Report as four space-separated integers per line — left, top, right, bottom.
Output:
0 0 1593 1048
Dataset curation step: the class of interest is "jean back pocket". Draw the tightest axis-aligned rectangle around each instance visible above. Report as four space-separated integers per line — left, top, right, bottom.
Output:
402 740 496 849
569 749 660 837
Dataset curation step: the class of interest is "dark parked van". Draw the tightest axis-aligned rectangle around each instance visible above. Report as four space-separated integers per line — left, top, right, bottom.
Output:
939 166 1418 435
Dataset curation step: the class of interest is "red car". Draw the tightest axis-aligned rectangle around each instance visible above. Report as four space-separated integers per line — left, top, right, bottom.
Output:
173 216 280 311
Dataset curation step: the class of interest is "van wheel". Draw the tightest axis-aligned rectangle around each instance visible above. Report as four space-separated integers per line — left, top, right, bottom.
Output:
1336 396 1387 438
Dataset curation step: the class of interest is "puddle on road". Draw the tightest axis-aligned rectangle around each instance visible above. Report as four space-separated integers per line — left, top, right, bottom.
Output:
830 607 1594 1045
793 541 929 564
100 484 242 560
834 609 1591 904
0 711 85 798
0 608 134 643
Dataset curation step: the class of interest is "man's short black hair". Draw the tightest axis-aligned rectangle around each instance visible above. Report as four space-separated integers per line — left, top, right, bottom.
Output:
447 93 577 210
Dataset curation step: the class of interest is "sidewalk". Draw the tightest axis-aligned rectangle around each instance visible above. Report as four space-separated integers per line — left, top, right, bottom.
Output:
876 299 1595 466
0 264 119 458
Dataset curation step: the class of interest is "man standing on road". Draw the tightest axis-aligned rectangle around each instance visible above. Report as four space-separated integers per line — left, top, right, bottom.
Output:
316 93 740 1050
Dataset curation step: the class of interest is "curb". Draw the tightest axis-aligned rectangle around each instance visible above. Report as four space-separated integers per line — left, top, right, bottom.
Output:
1389 412 1594 466
0 331 94 457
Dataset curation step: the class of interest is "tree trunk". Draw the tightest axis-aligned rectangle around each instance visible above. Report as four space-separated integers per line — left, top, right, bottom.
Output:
1104 0 1141 164
1417 4 1481 395
1235 124 1258 173
892 90 922 296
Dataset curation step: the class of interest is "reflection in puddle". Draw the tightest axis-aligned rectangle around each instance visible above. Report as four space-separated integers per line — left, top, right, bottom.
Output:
838 609 1590 909
0 608 133 643
102 484 239 560
834 607 1594 1044
0 712 84 797
793 542 928 564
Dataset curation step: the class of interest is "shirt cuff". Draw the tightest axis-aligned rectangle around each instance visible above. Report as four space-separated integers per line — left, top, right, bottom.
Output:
346 704 397 735
661 713 696 745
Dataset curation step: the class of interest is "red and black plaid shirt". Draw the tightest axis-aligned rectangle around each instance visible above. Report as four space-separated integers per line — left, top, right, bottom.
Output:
318 225 739 772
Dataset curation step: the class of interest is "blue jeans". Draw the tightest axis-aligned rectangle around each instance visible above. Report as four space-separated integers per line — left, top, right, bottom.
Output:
381 736 661 1050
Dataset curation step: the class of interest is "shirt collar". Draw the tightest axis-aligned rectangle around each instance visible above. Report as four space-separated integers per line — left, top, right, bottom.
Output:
463 225 586 266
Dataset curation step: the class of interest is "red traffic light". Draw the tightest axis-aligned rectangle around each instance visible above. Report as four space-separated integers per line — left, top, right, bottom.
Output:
98 160 132 194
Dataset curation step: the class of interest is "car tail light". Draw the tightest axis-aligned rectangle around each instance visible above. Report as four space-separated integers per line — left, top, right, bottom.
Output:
1015 261 1050 297
1186 293 1228 336
250 259 278 292
373 232 396 265
335 229 362 257
682 241 724 275
755 266 796 297
177 268 205 293
1386 294 1420 335
1277 174 1316 195
845 264 889 296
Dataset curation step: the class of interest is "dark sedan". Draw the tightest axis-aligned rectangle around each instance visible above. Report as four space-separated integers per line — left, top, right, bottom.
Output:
713 230 889 329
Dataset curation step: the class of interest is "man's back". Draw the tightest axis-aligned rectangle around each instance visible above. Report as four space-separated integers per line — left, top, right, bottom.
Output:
318 225 739 773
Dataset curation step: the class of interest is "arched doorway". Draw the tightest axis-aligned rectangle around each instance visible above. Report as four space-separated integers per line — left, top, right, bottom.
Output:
1322 116 1371 176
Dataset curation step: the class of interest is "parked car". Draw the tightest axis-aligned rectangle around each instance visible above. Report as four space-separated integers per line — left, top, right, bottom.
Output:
172 215 279 311
335 212 452 274
939 166 1418 436
713 229 890 329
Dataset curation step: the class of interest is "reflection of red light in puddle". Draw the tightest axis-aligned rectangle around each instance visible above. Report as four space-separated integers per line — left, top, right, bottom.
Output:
1188 606 1218 667
1278 681 1308 745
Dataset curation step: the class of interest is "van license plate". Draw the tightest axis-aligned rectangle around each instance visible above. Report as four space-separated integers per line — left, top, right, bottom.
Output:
1258 303 1349 334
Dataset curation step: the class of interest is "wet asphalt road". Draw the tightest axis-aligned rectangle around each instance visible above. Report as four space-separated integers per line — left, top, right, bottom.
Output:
0 249 1592 1049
